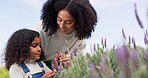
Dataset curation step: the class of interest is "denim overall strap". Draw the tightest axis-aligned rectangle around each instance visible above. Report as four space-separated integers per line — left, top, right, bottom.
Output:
36 61 43 67
32 61 45 78
19 64 30 73
19 64 32 78
19 61 45 78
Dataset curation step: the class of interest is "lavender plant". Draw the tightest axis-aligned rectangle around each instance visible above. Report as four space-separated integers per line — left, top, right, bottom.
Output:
1 3 148 78
55 3 148 78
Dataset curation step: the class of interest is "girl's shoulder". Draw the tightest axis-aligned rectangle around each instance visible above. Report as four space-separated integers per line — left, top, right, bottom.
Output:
9 63 23 74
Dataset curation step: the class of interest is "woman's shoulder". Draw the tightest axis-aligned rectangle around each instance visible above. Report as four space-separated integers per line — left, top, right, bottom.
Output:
32 21 43 32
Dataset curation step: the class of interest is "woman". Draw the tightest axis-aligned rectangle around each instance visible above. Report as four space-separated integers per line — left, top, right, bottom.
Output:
34 0 98 69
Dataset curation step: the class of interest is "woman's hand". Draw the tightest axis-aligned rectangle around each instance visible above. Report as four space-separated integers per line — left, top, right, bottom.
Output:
41 71 55 78
59 53 71 68
52 52 71 71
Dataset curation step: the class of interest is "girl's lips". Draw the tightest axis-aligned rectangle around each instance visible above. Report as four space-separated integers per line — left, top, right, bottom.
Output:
36 53 41 56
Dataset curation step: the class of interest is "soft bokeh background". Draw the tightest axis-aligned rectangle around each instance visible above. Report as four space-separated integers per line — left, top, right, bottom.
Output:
0 0 148 65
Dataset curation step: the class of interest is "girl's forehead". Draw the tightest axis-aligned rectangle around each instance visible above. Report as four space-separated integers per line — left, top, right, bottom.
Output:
31 37 41 43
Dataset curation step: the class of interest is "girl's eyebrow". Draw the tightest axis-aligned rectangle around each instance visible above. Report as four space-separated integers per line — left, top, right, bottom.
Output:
31 42 40 45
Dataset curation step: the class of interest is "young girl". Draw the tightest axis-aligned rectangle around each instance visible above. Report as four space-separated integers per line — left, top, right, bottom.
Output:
4 29 55 78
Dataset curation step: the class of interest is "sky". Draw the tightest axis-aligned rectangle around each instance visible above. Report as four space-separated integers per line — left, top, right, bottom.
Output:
0 0 148 57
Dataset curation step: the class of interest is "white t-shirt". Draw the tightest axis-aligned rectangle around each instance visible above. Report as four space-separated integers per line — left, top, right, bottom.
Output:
9 61 52 78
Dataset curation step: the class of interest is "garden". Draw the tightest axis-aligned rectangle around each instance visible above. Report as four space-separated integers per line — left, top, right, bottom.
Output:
0 3 148 78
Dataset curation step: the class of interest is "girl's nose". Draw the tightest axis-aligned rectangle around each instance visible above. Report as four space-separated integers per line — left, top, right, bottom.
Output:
38 46 41 52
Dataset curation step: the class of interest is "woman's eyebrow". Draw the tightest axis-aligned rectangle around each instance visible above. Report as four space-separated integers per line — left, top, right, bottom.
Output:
57 16 73 21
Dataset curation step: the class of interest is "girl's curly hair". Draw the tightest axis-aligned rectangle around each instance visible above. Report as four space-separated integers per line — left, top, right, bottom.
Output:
4 29 45 70
41 0 98 40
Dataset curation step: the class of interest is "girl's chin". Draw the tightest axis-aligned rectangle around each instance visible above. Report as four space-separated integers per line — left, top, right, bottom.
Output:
30 57 40 60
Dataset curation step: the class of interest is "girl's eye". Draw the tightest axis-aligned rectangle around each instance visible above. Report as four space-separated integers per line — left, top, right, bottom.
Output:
31 45 37 48
30 44 38 48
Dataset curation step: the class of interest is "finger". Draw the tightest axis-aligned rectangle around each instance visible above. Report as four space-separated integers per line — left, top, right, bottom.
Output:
62 61 70 68
59 53 65 57
60 55 71 62
47 71 55 77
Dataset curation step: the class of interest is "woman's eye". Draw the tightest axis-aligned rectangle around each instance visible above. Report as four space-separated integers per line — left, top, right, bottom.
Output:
57 18 62 21
66 22 72 24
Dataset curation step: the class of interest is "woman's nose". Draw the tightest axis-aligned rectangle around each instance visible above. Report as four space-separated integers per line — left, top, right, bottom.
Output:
59 22 65 28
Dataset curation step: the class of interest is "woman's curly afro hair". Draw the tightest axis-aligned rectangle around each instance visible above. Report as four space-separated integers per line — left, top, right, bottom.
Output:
4 29 45 70
41 0 98 40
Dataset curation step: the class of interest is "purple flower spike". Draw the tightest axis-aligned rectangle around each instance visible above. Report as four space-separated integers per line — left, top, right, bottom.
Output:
122 29 126 40
130 49 139 70
144 48 148 65
134 3 144 29
93 44 96 51
58 66 61 74
71 46 77 58
90 63 99 78
128 36 131 45
99 61 105 72
118 73 124 78
132 37 137 49
116 45 129 65
144 34 148 45
104 38 107 48
115 45 131 78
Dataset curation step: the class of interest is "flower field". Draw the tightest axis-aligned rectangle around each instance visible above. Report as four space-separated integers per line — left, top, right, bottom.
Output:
0 3 148 78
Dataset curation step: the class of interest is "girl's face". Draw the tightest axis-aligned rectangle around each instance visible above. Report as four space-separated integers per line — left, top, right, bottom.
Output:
57 10 76 35
29 37 42 60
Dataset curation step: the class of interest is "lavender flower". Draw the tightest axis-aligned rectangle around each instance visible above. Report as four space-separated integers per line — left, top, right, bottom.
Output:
99 57 106 71
71 46 77 58
144 48 148 67
101 38 104 46
132 37 136 49
144 34 148 45
58 66 61 74
118 73 124 78
116 45 131 78
94 44 96 51
130 49 139 70
128 36 131 48
122 29 126 40
101 38 104 49
90 63 99 78
104 38 107 48
116 45 129 65
134 3 144 29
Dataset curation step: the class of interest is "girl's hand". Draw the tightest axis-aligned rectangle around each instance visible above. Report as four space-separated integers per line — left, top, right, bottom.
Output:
41 71 55 78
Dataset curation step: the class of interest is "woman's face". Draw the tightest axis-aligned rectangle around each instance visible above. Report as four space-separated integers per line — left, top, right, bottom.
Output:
29 37 42 60
57 10 76 35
